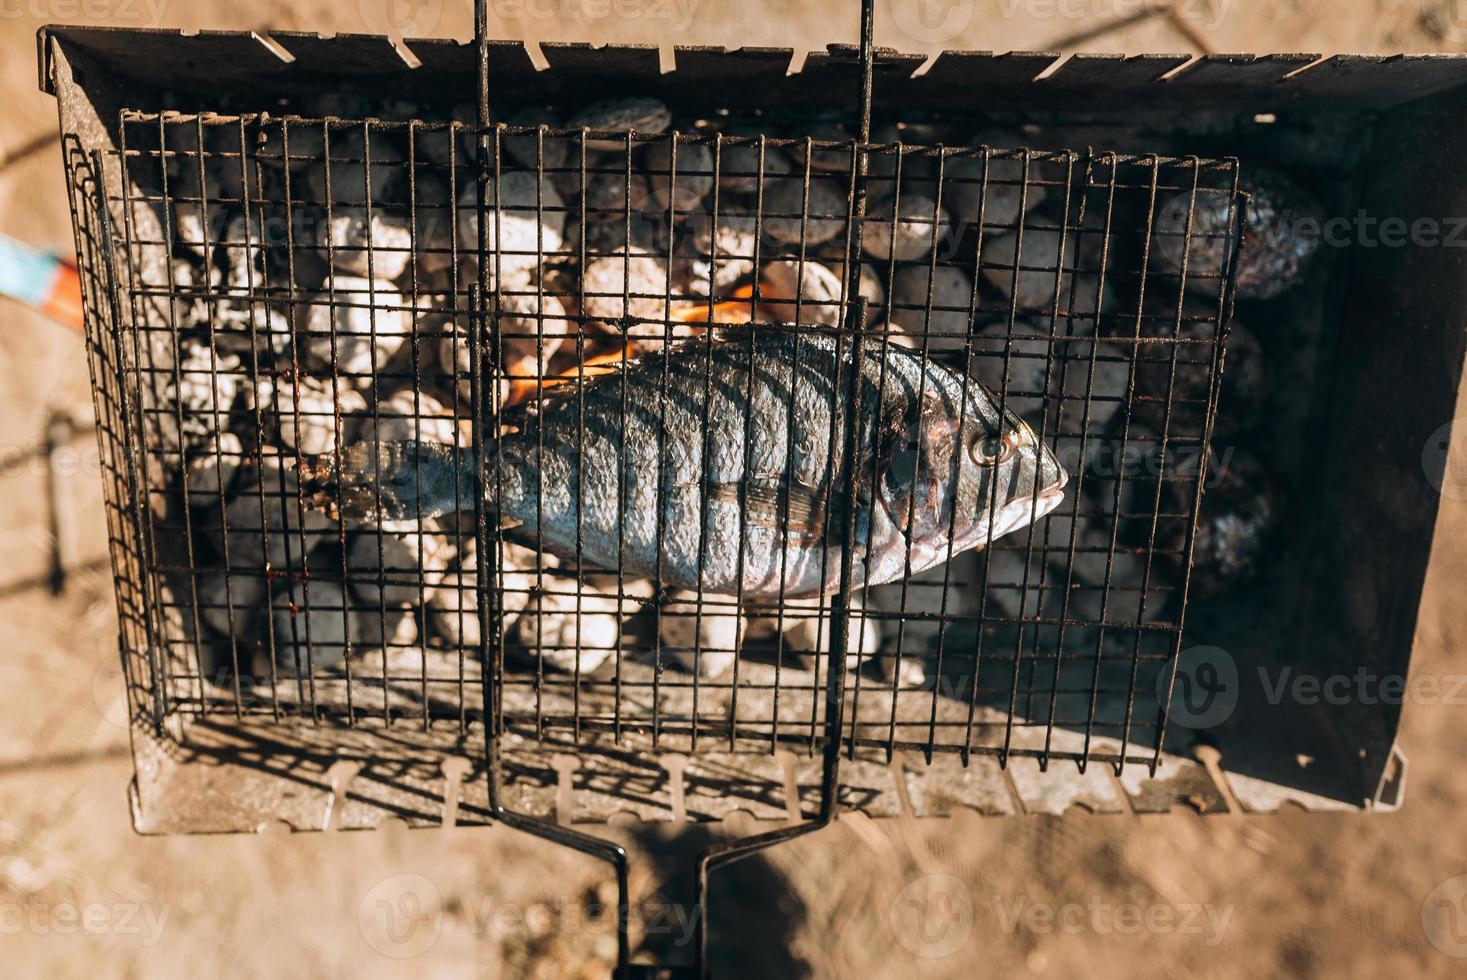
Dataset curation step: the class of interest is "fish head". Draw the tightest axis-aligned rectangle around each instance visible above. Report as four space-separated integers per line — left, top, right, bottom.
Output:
951 397 1068 550
878 377 1068 565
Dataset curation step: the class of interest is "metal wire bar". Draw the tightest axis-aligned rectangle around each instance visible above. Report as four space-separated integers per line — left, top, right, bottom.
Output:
91 147 169 733
472 4 631 974
1151 163 1245 768
690 2 879 973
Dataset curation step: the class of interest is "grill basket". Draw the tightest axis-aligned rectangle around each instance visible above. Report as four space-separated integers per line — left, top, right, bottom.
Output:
98 110 1237 759
44 5 1467 975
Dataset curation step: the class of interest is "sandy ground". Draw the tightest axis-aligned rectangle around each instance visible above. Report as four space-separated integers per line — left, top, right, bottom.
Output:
2 1 1467 977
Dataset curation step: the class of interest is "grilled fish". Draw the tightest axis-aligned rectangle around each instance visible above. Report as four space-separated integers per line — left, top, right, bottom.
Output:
302 330 1067 598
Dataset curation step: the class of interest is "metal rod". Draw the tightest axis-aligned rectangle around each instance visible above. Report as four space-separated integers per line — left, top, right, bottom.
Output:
91 147 169 734
43 410 73 595
690 0 877 973
1152 165 1244 763
472 5 633 973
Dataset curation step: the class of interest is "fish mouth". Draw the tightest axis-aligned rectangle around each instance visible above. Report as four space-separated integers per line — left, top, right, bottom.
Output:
1033 449 1069 513
965 479 1069 553
1032 483 1067 521
1031 464 1069 518
1040 469 1068 505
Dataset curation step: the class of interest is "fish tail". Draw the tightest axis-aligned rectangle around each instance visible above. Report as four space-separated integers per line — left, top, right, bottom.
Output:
296 439 486 522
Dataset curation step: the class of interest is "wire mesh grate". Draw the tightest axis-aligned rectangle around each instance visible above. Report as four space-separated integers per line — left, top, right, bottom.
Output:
77 107 1240 773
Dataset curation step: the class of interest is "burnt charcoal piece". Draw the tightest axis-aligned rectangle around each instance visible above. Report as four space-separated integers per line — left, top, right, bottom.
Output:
565 96 672 151
1153 169 1321 301
1164 448 1278 599
1090 421 1274 601
1130 317 1266 438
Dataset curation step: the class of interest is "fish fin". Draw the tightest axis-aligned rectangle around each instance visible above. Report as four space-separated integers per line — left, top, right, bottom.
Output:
874 382 967 540
296 440 477 522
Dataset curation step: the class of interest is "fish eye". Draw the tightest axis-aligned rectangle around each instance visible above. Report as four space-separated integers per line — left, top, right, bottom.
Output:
971 428 1021 466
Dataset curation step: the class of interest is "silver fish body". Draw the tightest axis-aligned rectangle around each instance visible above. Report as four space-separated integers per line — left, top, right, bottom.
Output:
315 330 1067 598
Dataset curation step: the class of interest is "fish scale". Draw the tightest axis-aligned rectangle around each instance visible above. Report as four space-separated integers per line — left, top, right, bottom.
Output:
309 329 1068 598
501 331 851 593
